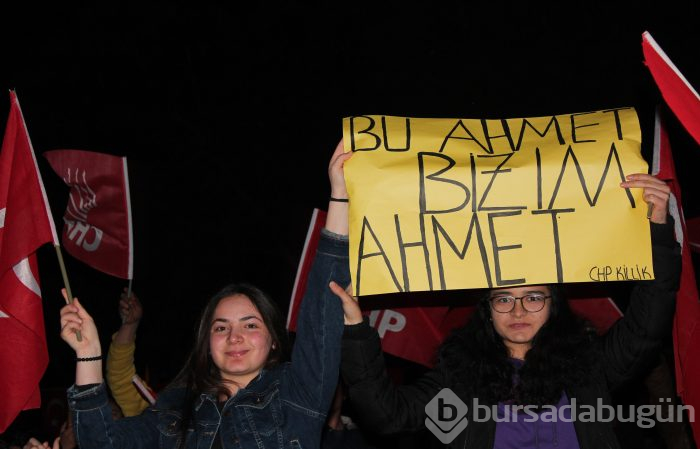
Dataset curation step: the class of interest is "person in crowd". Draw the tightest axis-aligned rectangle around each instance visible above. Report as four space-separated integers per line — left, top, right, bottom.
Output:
59 141 352 448
106 289 152 417
330 154 681 448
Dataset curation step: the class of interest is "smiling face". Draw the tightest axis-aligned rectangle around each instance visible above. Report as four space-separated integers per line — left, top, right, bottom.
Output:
489 285 552 360
209 294 273 389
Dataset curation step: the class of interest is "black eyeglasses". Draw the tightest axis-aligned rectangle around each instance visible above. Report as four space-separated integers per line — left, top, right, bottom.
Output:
489 294 551 313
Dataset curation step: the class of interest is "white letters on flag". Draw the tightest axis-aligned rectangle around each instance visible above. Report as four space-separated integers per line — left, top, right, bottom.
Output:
44 149 133 279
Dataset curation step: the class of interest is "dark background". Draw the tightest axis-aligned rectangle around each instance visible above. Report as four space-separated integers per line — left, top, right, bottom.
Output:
2 1 699 446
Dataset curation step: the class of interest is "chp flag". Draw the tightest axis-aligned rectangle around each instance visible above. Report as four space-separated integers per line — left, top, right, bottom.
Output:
0 90 59 433
43 150 133 279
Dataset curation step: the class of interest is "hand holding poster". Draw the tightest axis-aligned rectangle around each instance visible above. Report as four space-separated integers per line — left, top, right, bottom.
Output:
343 108 652 296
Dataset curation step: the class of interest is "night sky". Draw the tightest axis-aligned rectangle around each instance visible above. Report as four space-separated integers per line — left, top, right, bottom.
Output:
2 0 699 434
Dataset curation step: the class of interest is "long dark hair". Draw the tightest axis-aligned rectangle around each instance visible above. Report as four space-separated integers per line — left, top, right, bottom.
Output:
169 283 290 439
438 284 597 407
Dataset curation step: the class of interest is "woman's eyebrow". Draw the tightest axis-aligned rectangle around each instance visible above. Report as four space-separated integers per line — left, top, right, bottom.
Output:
239 315 263 322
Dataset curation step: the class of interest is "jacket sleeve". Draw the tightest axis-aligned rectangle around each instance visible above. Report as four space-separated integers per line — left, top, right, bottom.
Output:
285 229 350 418
106 333 150 417
602 220 681 389
68 382 159 449
341 319 444 434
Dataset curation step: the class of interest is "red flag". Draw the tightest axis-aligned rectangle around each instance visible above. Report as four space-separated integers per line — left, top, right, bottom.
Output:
365 306 451 367
651 107 700 443
0 90 58 433
43 149 133 279
642 31 700 146
567 297 622 335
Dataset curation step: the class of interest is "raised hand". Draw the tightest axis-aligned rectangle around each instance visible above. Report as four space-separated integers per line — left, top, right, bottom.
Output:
328 138 352 200
59 290 101 357
329 281 363 325
119 289 143 326
620 174 671 224
326 139 352 236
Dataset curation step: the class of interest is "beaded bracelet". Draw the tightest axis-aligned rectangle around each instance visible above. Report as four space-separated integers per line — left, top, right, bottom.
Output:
76 355 103 362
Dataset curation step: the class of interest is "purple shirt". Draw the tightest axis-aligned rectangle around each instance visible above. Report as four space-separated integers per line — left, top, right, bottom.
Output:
493 359 580 449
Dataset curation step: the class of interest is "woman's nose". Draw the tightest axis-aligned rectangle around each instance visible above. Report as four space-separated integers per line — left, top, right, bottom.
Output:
511 299 526 316
228 330 243 343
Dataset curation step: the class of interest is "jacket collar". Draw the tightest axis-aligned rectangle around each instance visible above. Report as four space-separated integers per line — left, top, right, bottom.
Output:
193 370 269 411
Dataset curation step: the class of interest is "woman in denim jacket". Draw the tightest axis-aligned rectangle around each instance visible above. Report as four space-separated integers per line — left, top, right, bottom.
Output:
59 141 353 449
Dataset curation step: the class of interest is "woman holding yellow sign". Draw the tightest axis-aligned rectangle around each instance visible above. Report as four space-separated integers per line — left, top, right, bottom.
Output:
330 139 680 448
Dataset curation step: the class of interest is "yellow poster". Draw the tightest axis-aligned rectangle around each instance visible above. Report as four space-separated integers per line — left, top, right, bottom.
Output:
342 108 653 296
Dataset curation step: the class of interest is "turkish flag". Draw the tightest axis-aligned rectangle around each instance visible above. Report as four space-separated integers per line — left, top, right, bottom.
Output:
0 91 57 433
642 31 700 146
43 149 133 279
651 107 700 443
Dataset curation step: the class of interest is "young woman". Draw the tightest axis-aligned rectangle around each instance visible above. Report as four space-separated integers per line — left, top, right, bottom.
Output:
60 141 353 449
330 170 681 448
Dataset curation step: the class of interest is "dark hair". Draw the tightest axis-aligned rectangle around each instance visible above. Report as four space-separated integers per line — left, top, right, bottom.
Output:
438 284 597 407
170 283 290 440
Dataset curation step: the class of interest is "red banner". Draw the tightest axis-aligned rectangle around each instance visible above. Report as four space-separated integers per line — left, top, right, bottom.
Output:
44 149 133 279
365 306 451 367
651 108 700 443
0 91 56 433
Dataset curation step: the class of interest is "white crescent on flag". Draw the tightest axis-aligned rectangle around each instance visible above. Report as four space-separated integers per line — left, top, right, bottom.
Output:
13 258 41 297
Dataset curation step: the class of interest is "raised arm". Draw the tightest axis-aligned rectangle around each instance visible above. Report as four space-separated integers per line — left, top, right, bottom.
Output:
325 139 351 236
284 139 352 417
60 290 103 386
334 286 444 434
329 150 442 433
60 291 160 449
603 174 681 388
106 290 150 417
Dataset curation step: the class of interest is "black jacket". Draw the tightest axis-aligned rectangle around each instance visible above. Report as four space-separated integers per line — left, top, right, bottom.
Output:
341 222 680 448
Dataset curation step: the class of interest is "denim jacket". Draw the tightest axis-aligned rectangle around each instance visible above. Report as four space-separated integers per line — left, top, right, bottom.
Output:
67 230 349 449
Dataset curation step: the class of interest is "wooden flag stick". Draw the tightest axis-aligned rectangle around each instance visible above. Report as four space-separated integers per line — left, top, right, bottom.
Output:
54 245 82 341
127 278 133 299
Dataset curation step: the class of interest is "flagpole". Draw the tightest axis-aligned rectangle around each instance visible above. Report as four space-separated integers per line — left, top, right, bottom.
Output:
54 245 82 341
127 278 133 299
